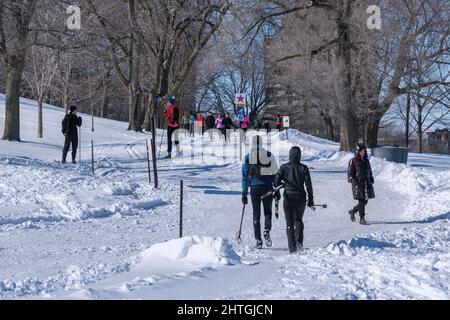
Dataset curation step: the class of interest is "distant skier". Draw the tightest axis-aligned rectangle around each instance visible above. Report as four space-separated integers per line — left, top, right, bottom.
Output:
164 97 180 159
242 135 279 249
61 105 82 164
347 143 375 225
274 146 314 253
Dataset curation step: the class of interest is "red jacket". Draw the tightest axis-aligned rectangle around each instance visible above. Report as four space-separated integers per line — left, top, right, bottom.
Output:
197 115 205 127
164 104 180 128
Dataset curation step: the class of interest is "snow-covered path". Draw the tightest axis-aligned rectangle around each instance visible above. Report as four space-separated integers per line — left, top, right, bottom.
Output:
1 95 449 299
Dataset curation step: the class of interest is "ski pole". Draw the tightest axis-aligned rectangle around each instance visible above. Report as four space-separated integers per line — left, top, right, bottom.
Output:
261 184 285 200
235 204 246 244
314 204 328 209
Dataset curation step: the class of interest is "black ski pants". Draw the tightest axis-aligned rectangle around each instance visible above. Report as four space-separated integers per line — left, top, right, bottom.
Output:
250 185 273 241
353 199 368 218
167 126 180 154
283 196 306 252
63 134 78 162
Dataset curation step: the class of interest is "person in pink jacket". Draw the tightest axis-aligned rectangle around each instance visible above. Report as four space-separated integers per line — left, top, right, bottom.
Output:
215 114 226 140
241 115 251 133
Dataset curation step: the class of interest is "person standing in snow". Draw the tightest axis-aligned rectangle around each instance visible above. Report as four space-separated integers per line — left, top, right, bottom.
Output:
347 143 375 225
164 97 180 159
242 136 279 249
61 105 82 164
274 146 314 253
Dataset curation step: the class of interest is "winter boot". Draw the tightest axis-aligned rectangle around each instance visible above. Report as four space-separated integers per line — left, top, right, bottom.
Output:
264 231 272 248
165 153 172 159
255 239 263 250
286 227 297 253
297 241 304 252
360 217 368 225
348 209 356 222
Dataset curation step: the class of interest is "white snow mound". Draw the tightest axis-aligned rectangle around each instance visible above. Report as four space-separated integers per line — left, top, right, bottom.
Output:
140 236 241 266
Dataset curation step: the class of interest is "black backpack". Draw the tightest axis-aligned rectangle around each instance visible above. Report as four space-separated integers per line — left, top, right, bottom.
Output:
249 150 272 179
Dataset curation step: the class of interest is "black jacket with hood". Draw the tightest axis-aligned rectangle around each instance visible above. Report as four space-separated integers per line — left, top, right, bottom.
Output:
274 147 314 203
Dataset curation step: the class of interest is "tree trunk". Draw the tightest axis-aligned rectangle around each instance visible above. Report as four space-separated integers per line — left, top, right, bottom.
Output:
127 86 142 131
38 98 43 138
2 59 25 141
336 0 358 151
366 112 383 148
405 90 411 148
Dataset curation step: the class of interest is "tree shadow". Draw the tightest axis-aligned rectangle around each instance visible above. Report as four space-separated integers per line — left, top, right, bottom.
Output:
369 212 450 226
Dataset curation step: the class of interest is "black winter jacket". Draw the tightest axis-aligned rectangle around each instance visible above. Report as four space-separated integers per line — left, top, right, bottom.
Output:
275 147 314 202
62 113 82 136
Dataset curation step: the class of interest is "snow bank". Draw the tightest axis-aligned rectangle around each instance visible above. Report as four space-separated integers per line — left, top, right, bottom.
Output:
372 158 450 220
139 236 241 266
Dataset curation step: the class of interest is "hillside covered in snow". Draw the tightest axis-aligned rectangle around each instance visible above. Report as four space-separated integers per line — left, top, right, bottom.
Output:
0 95 449 300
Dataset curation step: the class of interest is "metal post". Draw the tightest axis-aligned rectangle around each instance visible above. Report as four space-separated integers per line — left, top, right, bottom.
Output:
151 115 159 189
78 126 82 168
180 180 184 238
91 140 95 176
146 139 152 184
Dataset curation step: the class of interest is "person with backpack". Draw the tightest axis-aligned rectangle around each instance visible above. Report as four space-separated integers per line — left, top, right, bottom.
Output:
163 97 180 159
61 105 82 164
242 136 279 249
274 146 314 253
347 143 375 225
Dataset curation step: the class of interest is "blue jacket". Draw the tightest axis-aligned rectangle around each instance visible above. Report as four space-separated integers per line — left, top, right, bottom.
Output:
242 148 278 195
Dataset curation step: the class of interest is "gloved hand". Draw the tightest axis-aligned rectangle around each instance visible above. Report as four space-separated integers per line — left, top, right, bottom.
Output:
242 194 248 205
308 200 315 208
274 191 281 202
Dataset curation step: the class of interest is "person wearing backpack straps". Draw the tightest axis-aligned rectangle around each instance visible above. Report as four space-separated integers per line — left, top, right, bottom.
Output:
274 146 314 253
61 105 82 164
242 135 279 249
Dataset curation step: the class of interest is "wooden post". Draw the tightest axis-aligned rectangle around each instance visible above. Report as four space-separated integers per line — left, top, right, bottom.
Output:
180 180 184 238
146 139 152 184
91 140 95 176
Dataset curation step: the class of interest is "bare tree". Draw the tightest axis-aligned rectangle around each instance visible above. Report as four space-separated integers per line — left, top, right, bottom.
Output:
24 45 59 138
0 0 39 141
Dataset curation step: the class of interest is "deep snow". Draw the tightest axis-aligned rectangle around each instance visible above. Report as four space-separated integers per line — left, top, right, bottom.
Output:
0 94 449 300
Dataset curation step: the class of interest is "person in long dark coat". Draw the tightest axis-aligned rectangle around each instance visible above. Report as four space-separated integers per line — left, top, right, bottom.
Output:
347 143 375 225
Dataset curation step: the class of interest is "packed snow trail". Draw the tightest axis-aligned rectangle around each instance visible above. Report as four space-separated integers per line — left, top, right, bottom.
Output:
0 95 449 299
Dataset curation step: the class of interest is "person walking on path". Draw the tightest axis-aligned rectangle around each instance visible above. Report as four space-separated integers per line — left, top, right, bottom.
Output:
347 143 375 225
163 97 180 159
274 146 314 253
